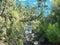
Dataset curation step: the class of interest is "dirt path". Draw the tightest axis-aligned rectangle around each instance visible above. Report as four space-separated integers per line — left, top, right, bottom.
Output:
0 41 6 45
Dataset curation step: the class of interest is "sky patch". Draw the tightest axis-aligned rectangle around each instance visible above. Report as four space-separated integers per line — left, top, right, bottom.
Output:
16 0 52 17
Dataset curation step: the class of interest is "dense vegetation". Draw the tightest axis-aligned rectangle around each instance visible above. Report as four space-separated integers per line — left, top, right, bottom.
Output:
0 0 60 45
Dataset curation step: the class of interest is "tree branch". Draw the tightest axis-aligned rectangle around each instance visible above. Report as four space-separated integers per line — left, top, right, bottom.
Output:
20 12 42 22
0 0 6 16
